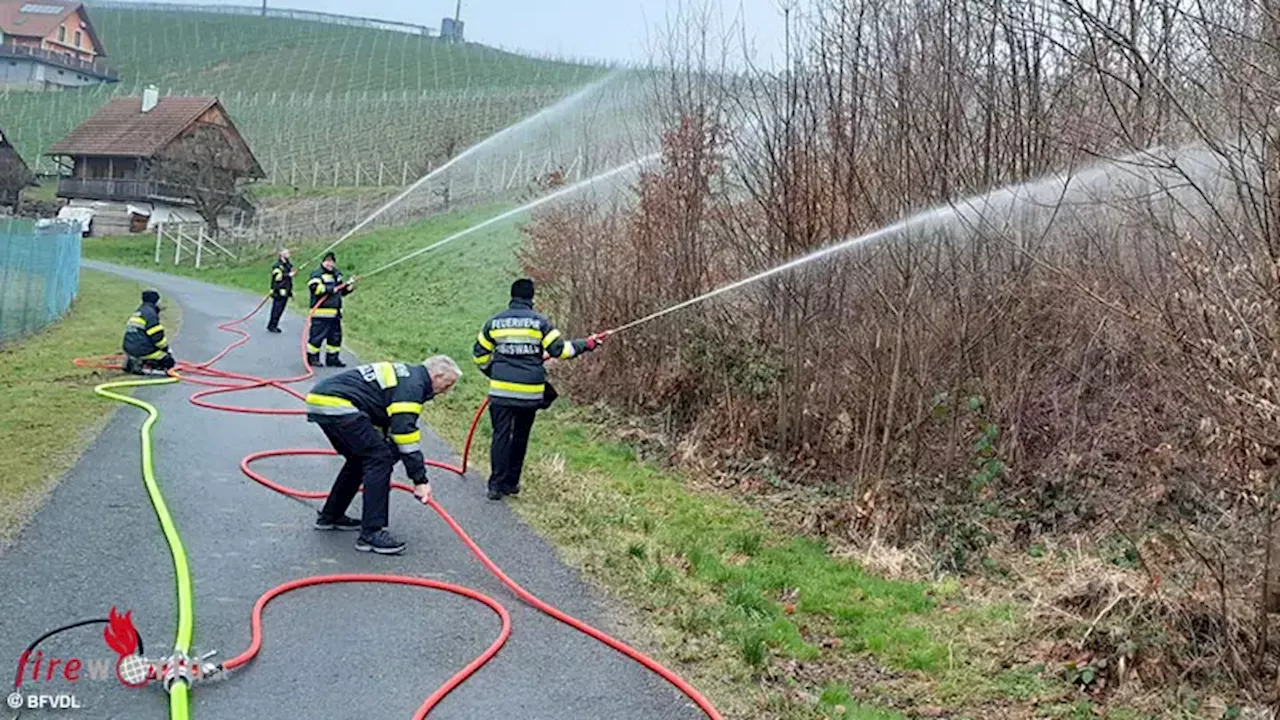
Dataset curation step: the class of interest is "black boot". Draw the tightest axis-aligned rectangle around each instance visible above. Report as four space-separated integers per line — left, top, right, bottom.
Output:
325 354 347 368
307 353 320 366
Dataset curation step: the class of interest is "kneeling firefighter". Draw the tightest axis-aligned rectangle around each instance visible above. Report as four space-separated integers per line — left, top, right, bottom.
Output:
306 252 355 367
122 289 175 374
305 356 461 555
473 278 606 500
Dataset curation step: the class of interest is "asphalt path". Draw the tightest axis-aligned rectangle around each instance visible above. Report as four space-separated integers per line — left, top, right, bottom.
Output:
0 260 700 720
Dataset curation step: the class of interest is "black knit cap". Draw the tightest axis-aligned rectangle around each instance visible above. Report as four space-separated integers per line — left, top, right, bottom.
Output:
511 278 535 300
323 251 336 263
142 289 160 304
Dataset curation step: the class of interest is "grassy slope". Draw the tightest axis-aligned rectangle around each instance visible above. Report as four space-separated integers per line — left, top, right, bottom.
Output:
0 8 606 176
0 268 177 545
83 217 1117 720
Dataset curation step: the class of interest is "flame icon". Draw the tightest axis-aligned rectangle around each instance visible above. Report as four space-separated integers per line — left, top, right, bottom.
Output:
103 607 138 656
102 607 147 688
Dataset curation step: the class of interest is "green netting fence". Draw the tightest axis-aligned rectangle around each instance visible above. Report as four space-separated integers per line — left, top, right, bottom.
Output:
0 219 82 344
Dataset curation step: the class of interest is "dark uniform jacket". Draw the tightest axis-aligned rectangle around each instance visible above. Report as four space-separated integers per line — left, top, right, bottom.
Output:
472 298 588 408
270 258 293 298
304 362 434 483
307 265 352 318
123 302 169 359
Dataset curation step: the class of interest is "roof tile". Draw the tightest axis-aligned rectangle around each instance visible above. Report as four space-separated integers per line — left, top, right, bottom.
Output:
48 96 220 157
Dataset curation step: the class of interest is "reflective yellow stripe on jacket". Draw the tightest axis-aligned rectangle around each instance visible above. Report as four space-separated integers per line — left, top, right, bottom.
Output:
387 402 422 415
305 393 358 416
372 362 398 389
390 430 422 454
488 379 545 401
491 327 543 342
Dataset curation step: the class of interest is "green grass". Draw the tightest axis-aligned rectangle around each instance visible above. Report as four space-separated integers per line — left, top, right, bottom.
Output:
0 7 608 179
81 207 1055 718
0 268 175 542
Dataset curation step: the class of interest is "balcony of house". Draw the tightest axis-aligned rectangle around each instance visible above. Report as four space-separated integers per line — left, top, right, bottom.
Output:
56 177 193 203
0 42 117 81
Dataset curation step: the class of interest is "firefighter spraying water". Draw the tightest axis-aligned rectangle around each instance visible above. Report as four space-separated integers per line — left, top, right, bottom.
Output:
474 278 606 500
305 252 356 367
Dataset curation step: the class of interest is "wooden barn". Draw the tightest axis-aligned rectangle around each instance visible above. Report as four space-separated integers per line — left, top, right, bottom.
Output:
0 126 34 211
47 89 264 234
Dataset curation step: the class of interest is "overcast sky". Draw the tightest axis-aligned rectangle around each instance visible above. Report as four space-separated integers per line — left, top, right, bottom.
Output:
193 0 790 67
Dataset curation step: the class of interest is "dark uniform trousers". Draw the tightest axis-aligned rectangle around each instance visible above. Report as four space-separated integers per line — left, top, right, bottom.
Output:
316 413 396 531
488 404 538 495
267 295 288 331
308 317 343 362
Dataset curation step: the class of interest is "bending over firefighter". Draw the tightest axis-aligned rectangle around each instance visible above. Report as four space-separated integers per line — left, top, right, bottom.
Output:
305 356 461 554
122 289 175 374
306 251 355 367
473 278 606 500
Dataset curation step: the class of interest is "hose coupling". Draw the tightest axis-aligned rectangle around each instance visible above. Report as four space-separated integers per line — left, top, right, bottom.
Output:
193 651 227 684
161 651 195 692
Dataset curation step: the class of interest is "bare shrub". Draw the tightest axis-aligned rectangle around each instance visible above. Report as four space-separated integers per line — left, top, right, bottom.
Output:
522 0 1280 701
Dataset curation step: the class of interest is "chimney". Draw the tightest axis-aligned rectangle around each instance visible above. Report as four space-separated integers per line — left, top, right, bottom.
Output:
142 85 159 113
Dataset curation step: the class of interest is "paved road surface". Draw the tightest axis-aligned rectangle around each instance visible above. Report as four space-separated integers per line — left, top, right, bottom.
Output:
0 260 699 720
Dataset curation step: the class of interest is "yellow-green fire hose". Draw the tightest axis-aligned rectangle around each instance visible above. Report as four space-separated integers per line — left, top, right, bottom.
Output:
93 377 193 720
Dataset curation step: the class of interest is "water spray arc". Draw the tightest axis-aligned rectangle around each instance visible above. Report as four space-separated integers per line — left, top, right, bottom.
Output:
602 145 1206 337
360 152 660 280
306 71 627 267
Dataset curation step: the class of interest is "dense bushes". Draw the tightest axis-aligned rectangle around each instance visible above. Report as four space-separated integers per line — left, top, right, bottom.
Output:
522 0 1280 698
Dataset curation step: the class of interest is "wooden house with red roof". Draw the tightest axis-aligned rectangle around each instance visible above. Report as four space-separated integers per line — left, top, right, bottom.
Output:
0 0 116 89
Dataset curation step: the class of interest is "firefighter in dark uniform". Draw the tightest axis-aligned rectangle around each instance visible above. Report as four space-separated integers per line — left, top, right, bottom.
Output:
266 247 296 333
122 289 176 374
473 278 605 500
305 356 461 554
306 251 355 367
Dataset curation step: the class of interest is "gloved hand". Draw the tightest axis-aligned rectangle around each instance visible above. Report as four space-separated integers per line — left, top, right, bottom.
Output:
585 332 608 351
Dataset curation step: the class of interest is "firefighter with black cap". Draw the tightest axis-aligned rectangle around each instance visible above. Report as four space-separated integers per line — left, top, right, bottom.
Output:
306 251 356 367
122 289 175 374
473 278 606 500
266 247 296 333
305 355 462 554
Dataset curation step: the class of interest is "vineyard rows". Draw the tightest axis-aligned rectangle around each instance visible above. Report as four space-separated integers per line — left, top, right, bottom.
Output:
0 7 609 182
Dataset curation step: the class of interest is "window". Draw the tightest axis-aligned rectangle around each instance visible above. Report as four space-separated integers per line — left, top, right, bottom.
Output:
57 25 65 42
74 31 80 47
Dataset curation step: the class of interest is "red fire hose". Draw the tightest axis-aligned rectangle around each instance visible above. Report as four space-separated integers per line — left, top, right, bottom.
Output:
76 290 723 720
